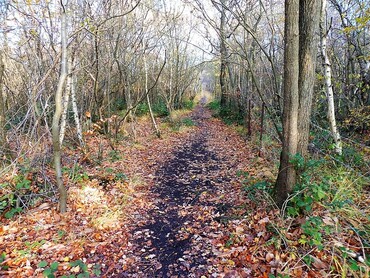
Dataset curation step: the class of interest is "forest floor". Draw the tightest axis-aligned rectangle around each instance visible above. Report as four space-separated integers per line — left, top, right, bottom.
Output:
0 102 278 277
0 101 369 277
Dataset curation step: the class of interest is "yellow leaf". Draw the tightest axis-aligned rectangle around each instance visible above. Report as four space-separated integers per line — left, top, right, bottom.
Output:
227 259 235 266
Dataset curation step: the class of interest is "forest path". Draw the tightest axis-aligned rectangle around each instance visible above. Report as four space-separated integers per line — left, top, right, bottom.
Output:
122 104 245 277
0 101 261 278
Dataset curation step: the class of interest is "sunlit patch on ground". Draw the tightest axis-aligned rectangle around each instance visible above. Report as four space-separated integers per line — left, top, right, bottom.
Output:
80 186 105 204
91 208 123 230
194 90 214 104
69 184 106 208
69 183 128 230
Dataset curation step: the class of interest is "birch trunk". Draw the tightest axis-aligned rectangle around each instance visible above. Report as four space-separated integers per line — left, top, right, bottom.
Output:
321 0 342 155
59 57 72 145
70 59 85 148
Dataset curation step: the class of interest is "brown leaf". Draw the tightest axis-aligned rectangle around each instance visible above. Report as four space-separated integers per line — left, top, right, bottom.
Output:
312 257 328 269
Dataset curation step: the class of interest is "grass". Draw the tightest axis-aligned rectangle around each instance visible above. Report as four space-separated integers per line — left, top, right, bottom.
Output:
159 110 196 132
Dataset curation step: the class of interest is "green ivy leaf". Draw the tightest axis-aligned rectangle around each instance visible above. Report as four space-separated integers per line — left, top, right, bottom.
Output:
70 260 83 267
349 259 360 271
38 260 48 268
316 187 326 200
50 262 59 270
43 268 53 277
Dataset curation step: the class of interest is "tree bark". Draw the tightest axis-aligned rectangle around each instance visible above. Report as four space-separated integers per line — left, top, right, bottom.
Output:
275 0 300 207
247 99 252 137
297 0 321 157
59 57 72 145
70 58 85 148
0 50 8 159
219 0 228 109
144 51 160 138
321 0 342 155
258 104 265 157
52 1 68 213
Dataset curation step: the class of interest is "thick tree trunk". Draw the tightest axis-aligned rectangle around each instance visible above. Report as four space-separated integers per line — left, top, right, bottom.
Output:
52 2 68 213
275 0 300 207
321 0 342 155
297 0 321 157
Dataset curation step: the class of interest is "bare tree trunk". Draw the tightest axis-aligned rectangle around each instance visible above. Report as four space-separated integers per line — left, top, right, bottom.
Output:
168 61 174 115
59 57 72 145
52 1 68 213
275 0 300 207
70 58 85 148
144 52 160 138
0 50 9 159
219 0 228 109
321 0 342 155
94 28 101 119
125 83 137 139
258 104 265 157
297 0 321 156
247 99 252 137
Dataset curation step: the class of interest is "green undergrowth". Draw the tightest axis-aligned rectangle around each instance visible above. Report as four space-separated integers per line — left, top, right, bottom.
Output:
241 153 369 276
157 107 197 133
135 101 170 118
37 259 101 278
207 100 244 125
135 99 195 118
207 100 221 113
0 164 51 219
162 116 196 132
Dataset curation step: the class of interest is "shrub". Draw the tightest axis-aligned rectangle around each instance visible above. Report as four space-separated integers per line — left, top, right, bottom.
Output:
152 101 169 117
182 99 194 110
220 106 244 125
113 98 126 111
135 102 149 116
206 100 220 112
181 117 195 127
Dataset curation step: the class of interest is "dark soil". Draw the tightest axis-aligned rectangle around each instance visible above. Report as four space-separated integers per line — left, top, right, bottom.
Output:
123 105 232 277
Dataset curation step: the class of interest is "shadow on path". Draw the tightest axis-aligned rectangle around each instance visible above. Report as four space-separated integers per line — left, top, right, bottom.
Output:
124 106 231 277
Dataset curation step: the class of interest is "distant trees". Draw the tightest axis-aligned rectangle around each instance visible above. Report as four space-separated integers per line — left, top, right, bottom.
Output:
0 0 368 211
330 0 370 108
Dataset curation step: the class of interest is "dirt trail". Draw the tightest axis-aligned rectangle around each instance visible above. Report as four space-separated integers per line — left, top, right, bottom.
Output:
123 105 234 277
